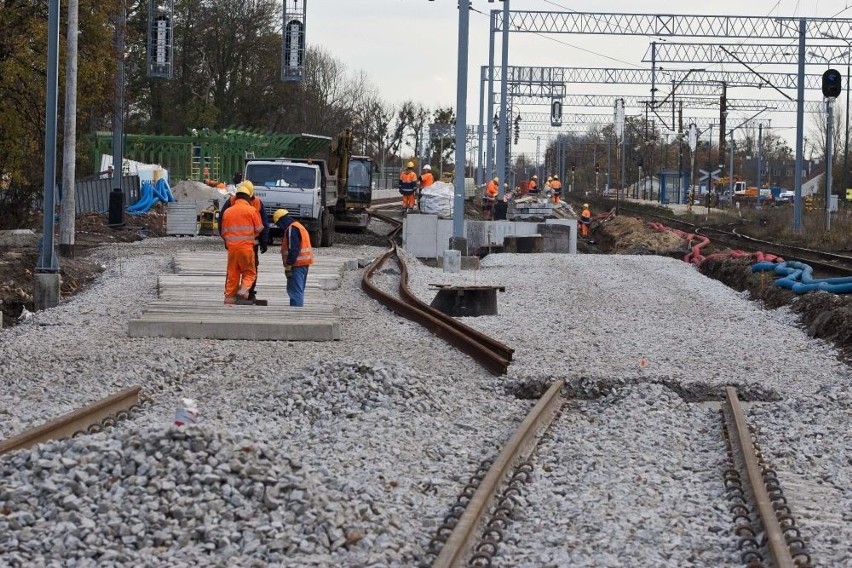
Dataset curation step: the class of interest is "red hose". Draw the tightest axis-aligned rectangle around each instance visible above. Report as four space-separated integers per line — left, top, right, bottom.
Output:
645 220 783 266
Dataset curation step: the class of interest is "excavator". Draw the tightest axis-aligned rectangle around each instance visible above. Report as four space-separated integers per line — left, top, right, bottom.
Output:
328 128 373 230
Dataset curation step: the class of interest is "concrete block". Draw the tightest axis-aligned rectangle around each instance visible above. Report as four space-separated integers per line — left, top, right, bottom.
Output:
545 219 578 254
537 223 572 253
34 272 61 311
443 250 461 273
503 235 544 254
461 256 480 270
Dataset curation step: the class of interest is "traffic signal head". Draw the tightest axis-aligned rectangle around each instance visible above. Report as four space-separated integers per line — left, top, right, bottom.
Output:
823 69 842 98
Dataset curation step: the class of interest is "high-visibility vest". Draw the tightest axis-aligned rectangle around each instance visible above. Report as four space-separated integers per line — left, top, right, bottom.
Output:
485 181 498 198
581 209 591 222
400 170 417 192
551 180 563 192
221 199 263 251
529 180 538 191
282 221 315 266
420 172 435 188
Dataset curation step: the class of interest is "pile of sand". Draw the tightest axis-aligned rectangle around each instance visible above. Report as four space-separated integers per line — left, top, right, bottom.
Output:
171 180 230 203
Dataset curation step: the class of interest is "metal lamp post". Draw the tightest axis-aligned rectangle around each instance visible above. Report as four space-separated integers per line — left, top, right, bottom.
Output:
821 33 852 207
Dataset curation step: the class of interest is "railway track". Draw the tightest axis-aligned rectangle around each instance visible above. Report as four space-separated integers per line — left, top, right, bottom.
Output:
362 210 512 375
621 205 852 277
0 386 145 456
421 383 811 567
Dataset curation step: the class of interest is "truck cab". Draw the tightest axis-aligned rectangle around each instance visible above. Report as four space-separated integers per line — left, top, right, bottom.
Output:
244 158 337 247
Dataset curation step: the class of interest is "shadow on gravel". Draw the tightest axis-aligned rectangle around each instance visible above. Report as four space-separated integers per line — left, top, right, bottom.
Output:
504 376 783 403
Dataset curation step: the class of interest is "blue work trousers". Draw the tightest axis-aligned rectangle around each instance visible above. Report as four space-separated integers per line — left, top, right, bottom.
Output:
287 265 309 307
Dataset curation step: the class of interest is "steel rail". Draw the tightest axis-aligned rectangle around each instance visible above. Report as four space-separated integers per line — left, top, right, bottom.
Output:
364 210 513 374
0 386 142 456
361 243 510 376
432 379 565 568
722 387 796 568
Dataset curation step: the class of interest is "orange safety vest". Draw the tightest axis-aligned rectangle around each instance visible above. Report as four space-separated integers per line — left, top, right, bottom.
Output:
581 208 591 221
550 180 562 192
485 181 498 199
420 172 435 188
400 170 418 192
221 199 263 251
281 221 315 267
529 180 537 191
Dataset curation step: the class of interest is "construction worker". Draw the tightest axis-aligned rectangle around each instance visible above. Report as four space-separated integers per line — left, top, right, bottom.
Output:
528 174 539 196
418 164 434 210
399 161 418 212
482 176 499 220
219 181 269 301
580 203 592 237
273 208 314 307
550 175 563 204
221 184 264 304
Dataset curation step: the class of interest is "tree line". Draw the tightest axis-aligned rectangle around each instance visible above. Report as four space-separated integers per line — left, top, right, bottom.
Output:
0 0 456 228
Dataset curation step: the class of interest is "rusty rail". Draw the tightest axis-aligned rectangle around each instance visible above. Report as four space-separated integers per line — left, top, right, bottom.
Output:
721 386 796 568
432 379 564 567
0 386 142 456
364 210 513 375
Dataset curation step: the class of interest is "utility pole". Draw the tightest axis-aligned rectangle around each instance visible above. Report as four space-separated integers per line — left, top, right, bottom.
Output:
451 0 469 247
109 1 126 226
719 82 727 172
35 0 61 310
59 0 79 258
495 0 510 199
845 55 851 205
756 122 763 209
729 130 735 198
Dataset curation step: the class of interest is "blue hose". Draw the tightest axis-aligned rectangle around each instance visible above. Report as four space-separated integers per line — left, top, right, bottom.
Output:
127 178 176 214
752 260 852 293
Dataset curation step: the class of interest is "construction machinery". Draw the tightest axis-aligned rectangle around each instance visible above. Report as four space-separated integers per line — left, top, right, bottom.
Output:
243 128 373 247
198 199 220 235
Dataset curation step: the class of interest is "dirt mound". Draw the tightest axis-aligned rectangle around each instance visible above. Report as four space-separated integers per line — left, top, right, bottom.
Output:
596 216 687 256
171 180 229 203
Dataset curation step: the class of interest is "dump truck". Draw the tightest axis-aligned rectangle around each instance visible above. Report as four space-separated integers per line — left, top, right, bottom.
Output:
243 128 373 247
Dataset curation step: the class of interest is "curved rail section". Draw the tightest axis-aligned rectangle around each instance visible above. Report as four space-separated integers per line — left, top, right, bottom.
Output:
432 379 565 567
0 386 143 456
720 387 808 568
364 210 513 375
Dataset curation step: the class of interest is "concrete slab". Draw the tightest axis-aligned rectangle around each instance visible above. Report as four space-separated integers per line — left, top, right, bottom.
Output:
544 219 578 255
129 301 340 341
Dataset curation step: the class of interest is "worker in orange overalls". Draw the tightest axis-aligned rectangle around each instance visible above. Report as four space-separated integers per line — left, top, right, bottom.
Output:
550 174 563 204
399 161 418 212
273 208 314 307
580 203 592 237
528 174 539 196
482 176 499 220
221 184 264 304
219 181 269 301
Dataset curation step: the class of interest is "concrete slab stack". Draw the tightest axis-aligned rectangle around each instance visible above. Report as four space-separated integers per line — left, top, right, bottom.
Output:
128 251 357 341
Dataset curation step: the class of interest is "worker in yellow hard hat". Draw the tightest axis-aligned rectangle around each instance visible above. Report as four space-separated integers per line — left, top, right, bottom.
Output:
482 176 499 220
221 183 264 304
580 203 592 237
219 179 269 301
399 161 418 212
272 208 314 307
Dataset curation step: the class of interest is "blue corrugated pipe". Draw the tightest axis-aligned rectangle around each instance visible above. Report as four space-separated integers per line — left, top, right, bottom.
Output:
127 178 175 215
752 260 852 293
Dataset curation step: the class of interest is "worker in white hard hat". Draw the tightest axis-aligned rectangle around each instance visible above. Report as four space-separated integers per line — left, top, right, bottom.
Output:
528 174 539 196
221 183 264 304
580 203 592 237
272 208 314 307
550 174 563 205
399 161 418 212
417 164 434 210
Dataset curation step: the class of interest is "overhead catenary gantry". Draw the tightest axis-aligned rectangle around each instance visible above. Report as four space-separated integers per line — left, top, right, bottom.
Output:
643 42 852 65
483 9 852 230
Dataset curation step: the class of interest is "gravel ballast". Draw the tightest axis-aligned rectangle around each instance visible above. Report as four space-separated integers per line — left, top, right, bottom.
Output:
1 236 849 565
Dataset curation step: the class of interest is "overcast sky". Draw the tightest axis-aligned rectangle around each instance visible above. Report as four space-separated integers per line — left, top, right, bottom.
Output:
309 0 852 156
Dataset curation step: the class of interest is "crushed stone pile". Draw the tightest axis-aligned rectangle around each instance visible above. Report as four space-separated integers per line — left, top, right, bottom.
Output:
0 424 363 565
